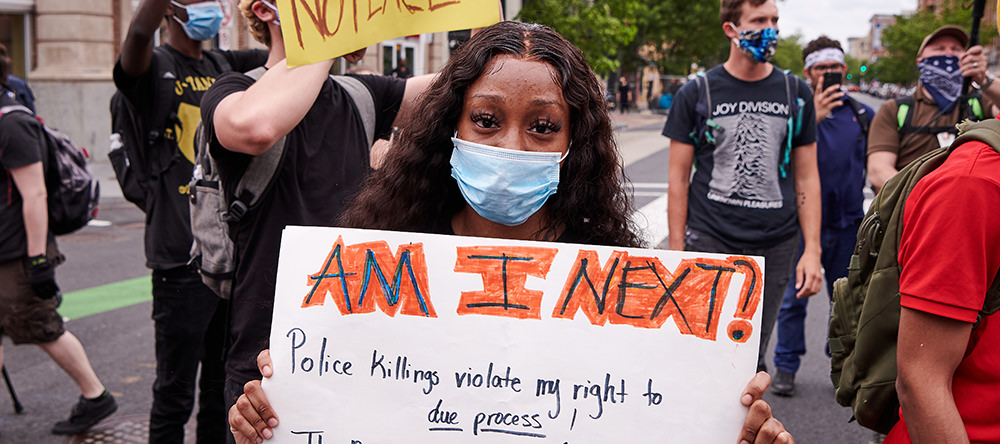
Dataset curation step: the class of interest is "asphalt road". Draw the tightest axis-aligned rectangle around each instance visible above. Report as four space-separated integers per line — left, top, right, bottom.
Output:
0 94 886 443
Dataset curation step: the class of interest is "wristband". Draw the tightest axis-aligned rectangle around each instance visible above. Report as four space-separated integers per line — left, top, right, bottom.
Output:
28 254 48 268
977 72 995 90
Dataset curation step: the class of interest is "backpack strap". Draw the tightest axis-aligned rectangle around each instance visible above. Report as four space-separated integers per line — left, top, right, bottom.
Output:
962 96 984 121
228 136 286 222
331 75 376 148
845 97 871 140
142 46 186 177
688 73 720 149
243 66 267 81
0 104 33 117
896 96 915 132
779 71 803 179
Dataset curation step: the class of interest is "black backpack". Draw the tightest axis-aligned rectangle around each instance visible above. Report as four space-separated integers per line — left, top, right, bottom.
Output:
109 46 231 211
0 105 99 235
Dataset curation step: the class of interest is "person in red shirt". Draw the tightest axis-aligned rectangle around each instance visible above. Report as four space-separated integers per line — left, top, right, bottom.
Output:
888 136 1000 442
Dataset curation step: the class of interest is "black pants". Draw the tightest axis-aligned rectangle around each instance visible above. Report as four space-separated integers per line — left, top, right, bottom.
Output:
683 229 799 369
150 266 227 443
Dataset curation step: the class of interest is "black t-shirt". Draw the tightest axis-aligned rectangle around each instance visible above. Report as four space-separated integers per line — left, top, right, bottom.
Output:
113 45 266 269
0 91 48 262
201 72 405 381
662 65 816 248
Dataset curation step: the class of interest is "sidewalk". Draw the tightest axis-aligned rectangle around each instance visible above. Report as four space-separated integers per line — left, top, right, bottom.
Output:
611 110 668 132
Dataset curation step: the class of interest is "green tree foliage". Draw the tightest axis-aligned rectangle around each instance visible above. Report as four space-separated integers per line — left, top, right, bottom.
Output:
875 0 997 85
623 0 729 75
517 0 640 76
771 34 804 74
845 55 862 83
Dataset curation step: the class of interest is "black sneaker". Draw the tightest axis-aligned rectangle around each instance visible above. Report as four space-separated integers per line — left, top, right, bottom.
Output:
772 370 796 397
51 392 118 435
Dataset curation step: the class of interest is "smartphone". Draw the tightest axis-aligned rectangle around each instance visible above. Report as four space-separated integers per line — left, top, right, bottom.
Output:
822 71 843 92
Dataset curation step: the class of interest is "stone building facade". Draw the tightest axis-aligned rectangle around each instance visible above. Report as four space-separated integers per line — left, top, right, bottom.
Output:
1 0 521 160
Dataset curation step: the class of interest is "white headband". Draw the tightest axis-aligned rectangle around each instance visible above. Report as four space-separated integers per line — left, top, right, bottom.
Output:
804 47 845 70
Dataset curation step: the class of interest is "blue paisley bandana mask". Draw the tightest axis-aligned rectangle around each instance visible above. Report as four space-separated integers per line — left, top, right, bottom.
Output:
918 55 963 114
735 27 779 63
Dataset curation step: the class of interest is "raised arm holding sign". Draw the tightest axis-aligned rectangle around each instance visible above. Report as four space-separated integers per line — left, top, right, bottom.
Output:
226 21 792 444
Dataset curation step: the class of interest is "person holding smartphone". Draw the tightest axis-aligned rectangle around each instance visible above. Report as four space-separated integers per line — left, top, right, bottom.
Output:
771 36 874 397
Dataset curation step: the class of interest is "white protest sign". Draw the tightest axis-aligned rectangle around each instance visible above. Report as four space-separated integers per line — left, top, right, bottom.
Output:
264 226 765 443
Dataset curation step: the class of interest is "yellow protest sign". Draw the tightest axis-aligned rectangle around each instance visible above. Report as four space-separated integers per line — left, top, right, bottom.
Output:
277 0 502 67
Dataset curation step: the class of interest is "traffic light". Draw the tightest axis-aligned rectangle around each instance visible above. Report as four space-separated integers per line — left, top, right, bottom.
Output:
860 65 868 73
847 74 853 80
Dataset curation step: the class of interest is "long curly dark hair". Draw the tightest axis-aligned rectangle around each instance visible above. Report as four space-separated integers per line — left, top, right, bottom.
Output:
341 21 642 248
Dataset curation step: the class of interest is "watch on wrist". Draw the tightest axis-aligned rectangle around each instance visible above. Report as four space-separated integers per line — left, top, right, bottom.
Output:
978 72 995 89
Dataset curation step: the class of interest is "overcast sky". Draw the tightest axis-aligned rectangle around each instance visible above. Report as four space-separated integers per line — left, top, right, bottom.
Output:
777 0 918 48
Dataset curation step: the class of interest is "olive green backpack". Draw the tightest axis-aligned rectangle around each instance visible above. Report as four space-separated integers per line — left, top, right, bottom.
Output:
828 118 1000 434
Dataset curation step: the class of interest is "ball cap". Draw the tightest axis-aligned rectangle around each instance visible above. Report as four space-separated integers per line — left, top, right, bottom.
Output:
918 25 970 56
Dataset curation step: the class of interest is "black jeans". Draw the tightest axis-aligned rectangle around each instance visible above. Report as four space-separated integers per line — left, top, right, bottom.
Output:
150 266 227 443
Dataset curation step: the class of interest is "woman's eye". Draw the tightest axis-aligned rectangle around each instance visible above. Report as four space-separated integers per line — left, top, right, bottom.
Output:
471 112 500 129
530 118 562 135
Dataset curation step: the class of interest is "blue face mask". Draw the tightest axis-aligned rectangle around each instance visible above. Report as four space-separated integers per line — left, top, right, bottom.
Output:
450 136 568 226
734 27 779 63
171 1 224 41
918 55 962 114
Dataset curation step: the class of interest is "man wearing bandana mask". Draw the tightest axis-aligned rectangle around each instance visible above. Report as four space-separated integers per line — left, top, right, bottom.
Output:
663 0 823 375
114 1 266 442
868 25 1000 192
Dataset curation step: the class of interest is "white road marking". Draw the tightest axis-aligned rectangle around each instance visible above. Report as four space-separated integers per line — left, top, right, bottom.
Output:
631 194 668 248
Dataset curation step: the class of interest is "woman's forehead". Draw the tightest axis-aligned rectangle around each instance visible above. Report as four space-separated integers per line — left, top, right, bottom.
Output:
477 55 560 86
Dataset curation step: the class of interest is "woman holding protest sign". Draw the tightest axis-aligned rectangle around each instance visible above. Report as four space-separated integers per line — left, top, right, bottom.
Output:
228 21 793 444
338 23 642 248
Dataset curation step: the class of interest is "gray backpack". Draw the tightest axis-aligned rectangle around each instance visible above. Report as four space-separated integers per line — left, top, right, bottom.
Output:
189 70 376 298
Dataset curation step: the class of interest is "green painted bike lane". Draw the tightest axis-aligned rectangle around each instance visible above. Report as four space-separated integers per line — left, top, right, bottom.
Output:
58 276 152 320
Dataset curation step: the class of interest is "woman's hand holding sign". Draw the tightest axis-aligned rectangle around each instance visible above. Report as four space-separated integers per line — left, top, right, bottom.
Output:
230 350 278 444
229 351 794 443
739 372 795 444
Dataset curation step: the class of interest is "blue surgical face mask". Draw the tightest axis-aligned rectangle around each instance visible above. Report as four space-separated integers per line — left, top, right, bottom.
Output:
450 136 568 226
918 55 962 114
733 26 779 64
171 1 224 41
260 0 281 25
